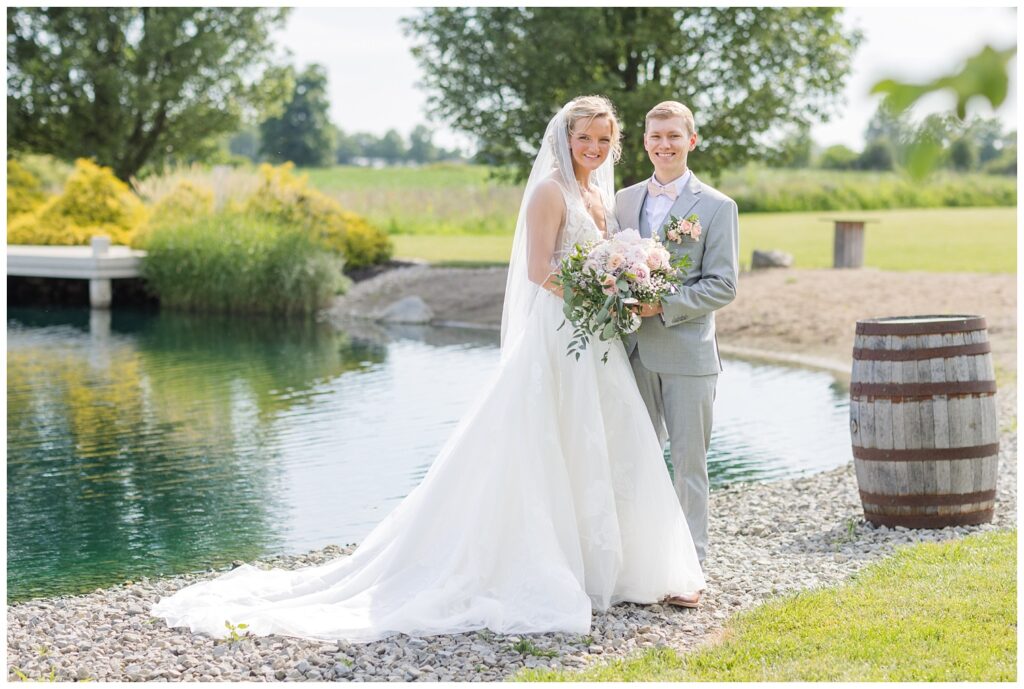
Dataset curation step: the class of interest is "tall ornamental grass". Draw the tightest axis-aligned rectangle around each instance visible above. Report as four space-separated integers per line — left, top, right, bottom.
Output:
722 166 1017 213
302 165 1017 236
140 211 347 317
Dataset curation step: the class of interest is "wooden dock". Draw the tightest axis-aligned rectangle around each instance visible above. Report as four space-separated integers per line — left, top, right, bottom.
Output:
7 236 146 308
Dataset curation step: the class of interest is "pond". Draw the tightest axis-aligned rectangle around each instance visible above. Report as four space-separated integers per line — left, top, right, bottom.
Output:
7 308 851 602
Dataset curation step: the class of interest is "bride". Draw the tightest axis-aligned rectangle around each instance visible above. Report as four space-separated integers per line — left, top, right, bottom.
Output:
152 96 705 643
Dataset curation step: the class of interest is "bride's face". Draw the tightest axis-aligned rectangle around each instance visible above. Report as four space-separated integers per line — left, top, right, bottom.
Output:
569 116 613 174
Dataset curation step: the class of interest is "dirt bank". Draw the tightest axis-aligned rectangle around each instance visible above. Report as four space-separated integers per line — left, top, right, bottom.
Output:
328 266 1017 378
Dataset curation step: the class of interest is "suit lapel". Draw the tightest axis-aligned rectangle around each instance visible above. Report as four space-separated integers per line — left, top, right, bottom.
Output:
631 184 646 232
659 173 703 234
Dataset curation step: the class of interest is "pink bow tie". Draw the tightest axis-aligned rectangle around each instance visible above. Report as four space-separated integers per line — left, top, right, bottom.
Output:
647 180 678 200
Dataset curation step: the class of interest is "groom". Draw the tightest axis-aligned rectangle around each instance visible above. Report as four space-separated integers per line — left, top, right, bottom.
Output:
615 101 739 588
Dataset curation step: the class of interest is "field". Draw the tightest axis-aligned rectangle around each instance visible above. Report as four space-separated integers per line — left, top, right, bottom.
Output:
306 165 1016 273
387 207 1016 273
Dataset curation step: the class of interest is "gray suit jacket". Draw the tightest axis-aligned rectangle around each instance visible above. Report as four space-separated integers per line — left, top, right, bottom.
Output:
614 173 739 375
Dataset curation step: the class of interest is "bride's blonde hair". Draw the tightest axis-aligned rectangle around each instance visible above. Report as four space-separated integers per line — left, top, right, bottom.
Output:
565 95 622 162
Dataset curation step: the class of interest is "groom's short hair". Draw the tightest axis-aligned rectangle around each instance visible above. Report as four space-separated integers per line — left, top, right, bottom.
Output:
645 101 696 137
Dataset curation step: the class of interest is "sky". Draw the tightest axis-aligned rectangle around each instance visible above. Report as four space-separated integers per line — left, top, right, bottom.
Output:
274 5 1018 153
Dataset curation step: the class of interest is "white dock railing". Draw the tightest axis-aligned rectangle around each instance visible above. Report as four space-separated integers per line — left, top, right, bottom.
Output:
6 236 147 308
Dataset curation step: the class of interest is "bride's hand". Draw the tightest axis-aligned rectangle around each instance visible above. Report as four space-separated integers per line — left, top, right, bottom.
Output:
629 302 663 318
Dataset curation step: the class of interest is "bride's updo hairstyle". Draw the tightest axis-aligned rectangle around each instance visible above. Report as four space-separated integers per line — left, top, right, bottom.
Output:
565 95 623 163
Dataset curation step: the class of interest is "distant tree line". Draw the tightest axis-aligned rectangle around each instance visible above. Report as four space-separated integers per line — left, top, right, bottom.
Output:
224 63 464 168
769 102 1016 175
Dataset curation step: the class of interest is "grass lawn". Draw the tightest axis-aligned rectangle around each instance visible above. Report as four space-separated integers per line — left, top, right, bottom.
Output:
518 529 1016 682
304 163 502 190
392 207 1016 273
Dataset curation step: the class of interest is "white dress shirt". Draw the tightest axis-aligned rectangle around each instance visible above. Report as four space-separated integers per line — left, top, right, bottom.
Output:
643 169 691 234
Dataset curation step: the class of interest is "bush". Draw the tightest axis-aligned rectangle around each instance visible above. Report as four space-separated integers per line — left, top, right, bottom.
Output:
14 153 73 193
245 162 392 268
140 210 347 316
135 180 216 248
6 158 148 246
721 165 1016 213
7 159 46 219
819 145 859 170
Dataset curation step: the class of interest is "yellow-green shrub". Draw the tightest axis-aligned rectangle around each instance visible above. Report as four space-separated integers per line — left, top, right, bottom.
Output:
245 162 392 268
6 159 148 246
7 159 47 219
135 180 215 248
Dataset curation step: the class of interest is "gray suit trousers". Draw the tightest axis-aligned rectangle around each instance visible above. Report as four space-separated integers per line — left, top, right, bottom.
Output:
629 348 717 564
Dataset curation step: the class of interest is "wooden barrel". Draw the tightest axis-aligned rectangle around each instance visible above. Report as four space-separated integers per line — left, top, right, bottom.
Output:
849 315 999 528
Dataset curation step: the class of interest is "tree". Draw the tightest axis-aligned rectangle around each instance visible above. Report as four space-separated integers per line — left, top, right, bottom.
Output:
948 137 978 171
367 129 407 164
408 125 439 164
818 144 858 170
872 42 1015 179
7 7 290 181
768 124 812 168
961 116 1007 165
334 128 363 164
863 100 914 165
229 126 261 162
856 139 895 171
260 64 337 167
404 7 861 184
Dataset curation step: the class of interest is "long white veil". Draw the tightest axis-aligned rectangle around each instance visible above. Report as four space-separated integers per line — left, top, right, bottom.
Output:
499 100 616 354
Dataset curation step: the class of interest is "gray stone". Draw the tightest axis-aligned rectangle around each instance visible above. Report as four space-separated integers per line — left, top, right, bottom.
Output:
751 249 794 269
377 296 434 324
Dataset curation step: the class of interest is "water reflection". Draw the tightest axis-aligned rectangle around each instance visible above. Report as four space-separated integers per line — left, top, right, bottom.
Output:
8 308 849 602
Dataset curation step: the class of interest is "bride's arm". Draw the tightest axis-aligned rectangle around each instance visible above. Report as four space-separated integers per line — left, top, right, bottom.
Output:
525 180 566 297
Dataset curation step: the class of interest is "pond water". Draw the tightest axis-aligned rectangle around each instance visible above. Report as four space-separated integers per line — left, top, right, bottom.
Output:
7 308 851 602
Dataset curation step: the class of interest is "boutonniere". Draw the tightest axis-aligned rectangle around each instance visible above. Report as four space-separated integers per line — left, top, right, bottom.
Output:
664 213 702 243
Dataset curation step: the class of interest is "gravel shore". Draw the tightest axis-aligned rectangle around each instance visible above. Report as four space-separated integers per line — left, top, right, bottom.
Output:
8 265 1017 682
7 385 1016 682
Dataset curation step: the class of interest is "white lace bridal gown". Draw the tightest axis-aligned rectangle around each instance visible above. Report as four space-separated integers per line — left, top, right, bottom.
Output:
152 195 705 644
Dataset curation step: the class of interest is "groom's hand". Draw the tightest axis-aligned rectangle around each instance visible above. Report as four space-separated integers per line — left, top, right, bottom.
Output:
631 303 663 318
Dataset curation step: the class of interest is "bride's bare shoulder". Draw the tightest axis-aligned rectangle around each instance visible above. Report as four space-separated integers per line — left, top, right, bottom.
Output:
527 176 567 213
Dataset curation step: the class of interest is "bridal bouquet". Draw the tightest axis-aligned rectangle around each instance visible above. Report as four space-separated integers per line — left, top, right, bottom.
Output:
557 228 690 362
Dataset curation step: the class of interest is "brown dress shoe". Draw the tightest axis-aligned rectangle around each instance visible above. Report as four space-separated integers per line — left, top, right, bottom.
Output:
662 591 702 608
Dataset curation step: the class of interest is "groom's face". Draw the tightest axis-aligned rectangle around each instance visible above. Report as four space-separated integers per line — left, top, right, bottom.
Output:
644 116 697 181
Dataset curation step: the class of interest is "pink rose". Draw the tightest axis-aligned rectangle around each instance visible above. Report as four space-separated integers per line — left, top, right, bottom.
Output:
606 253 625 271
666 229 680 242
681 220 693 234
633 264 650 283
601 274 618 295
690 222 702 239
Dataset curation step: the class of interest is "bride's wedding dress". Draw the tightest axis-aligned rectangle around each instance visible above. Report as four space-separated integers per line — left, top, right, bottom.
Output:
152 104 705 644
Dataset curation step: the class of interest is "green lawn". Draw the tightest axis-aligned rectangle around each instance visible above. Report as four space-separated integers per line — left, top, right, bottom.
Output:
393 207 1016 273
518 529 1017 682
304 163 503 190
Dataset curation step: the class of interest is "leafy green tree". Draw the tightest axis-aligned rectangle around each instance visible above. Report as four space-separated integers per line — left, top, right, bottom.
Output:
818 144 859 170
948 136 978 171
856 139 895 171
367 129 407 164
334 128 363 164
229 126 261 162
863 100 914 165
404 7 861 184
983 141 1016 175
961 116 1007 165
768 124 813 168
872 43 1015 179
408 125 439 164
7 7 290 181
260 64 336 167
